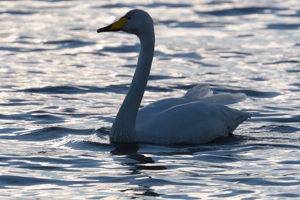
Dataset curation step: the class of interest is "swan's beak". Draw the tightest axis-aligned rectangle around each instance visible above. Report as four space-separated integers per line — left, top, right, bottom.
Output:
97 17 127 33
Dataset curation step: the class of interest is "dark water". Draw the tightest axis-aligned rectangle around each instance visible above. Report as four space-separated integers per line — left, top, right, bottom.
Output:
0 0 300 199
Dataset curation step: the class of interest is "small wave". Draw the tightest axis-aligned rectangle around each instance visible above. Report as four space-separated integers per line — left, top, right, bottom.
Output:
144 3 191 8
159 20 227 28
43 39 95 49
0 175 87 187
19 85 104 94
267 23 300 30
97 3 134 9
261 125 300 133
210 189 254 198
101 44 140 53
0 98 41 107
286 69 300 73
19 84 175 95
264 60 300 65
268 193 300 198
213 177 300 186
99 2 191 9
155 51 202 60
15 127 94 141
0 112 64 124
0 10 36 15
197 6 286 16
0 46 48 52
251 112 300 123
148 75 185 81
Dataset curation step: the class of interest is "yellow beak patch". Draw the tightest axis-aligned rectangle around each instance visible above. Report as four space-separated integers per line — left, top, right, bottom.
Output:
110 17 127 30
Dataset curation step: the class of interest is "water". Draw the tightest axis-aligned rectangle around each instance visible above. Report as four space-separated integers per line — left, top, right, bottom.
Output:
0 0 300 199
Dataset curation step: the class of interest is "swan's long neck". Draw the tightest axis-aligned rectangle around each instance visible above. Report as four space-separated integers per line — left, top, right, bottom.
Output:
110 29 155 143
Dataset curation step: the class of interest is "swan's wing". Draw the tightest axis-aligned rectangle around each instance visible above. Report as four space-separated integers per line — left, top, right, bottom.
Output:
184 84 212 100
138 85 247 125
140 84 246 117
184 84 247 105
139 97 189 116
200 92 247 105
137 102 250 144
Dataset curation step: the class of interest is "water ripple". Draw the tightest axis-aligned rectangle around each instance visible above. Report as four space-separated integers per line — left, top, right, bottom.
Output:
14 127 93 141
43 39 96 49
197 6 286 16
1 0 300 199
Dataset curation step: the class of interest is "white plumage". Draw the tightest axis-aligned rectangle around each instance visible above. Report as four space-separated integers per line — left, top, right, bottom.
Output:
97 9 250 144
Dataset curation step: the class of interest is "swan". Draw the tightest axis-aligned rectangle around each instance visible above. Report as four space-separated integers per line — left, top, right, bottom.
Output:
97 9 250 144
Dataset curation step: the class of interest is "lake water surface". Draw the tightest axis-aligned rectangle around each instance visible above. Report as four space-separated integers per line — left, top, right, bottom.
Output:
0 0 300 199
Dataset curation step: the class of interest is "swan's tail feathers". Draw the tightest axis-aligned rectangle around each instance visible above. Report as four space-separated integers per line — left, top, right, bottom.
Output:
184 84 247 105
202 92 247 105
184 84 212 100
228 111 251 133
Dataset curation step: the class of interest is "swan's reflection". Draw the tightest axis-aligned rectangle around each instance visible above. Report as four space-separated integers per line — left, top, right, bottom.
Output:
111 143 165 197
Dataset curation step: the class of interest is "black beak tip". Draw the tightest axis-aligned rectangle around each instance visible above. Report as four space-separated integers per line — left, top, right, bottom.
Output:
97 25 111 33
97 25 122 33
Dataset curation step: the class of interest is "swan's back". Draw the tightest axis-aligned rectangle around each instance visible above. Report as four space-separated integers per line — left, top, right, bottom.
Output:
136 85 250 144
137 101 249 144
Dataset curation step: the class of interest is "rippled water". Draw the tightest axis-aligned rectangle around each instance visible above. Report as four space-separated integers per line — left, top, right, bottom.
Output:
0 0 300 199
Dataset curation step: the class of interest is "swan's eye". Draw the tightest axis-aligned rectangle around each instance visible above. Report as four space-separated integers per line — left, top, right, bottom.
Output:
127 17 132 20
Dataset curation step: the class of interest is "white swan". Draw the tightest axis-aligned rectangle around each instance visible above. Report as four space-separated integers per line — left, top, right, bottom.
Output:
97 9 250 144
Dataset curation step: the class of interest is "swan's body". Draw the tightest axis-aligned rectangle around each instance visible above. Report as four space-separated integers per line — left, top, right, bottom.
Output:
97 9 250 144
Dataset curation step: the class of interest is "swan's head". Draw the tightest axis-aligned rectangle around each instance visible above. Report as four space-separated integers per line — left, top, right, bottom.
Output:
97 9 154 36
